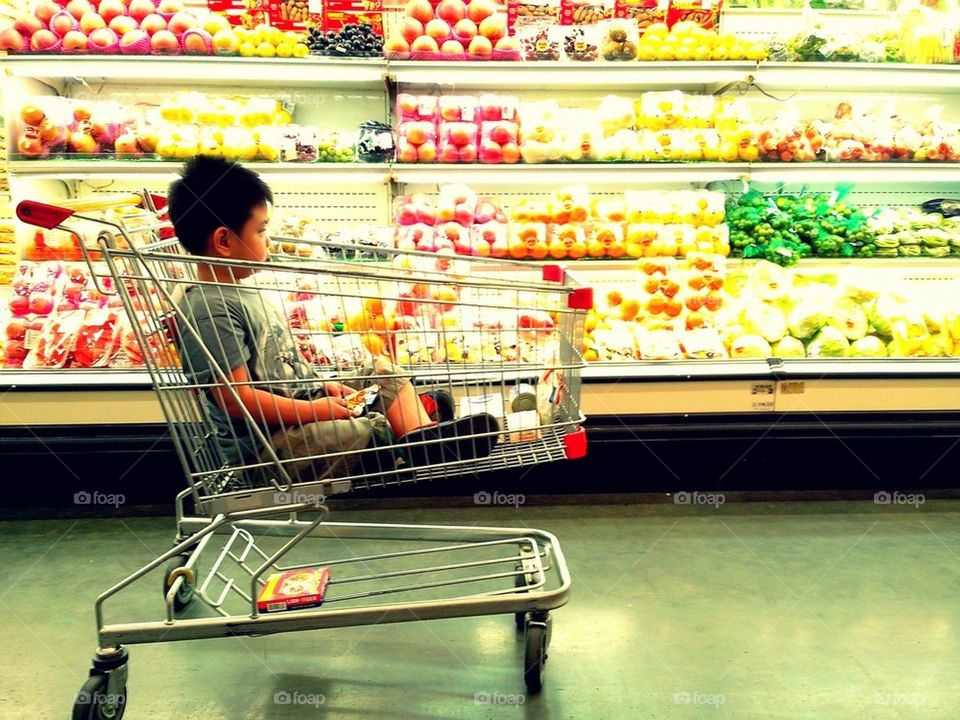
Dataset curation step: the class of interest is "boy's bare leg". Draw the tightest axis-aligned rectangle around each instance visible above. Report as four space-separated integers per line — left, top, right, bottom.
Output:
386 380 436 436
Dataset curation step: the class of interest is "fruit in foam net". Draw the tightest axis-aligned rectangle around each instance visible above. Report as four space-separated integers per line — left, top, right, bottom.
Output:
478 14 504 43
468 34 491 56
411 35 438 52
34 0 60 23
212 28 239 54
168 12 197 36
407 0 433 24
128 0 154 22
425 18 450 40
79 11 105 33
14 15 43 36
437 0 466 24
119 27 149 50
0 27 27 51
61 29 88 50
109 15 138 35
97 0 125 24
151 29 179 53
31 29 60 50
88 26 118 49
66 0 93 20
140 13 167 35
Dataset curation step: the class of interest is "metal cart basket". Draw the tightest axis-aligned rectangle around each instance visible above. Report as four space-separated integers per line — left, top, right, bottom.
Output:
17 191 592 720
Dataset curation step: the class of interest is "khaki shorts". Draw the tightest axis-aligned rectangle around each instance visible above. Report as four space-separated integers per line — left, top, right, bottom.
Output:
263 357 411 484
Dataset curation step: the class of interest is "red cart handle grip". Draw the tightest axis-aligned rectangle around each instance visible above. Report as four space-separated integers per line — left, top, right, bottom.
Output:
17 200 76 230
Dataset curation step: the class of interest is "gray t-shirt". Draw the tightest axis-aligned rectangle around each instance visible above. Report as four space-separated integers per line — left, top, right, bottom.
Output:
176 283 319 463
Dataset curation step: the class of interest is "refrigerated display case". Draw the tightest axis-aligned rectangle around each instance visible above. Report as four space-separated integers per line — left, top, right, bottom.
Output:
2 7 960 498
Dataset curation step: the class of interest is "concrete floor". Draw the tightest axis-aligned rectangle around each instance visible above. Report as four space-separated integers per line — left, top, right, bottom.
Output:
3 499 960 719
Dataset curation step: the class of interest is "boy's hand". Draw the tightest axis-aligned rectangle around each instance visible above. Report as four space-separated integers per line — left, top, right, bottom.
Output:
311 395 352 421
322 381 350 398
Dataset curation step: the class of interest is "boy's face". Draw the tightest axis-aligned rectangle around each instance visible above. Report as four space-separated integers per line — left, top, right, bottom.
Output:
208 202 271 279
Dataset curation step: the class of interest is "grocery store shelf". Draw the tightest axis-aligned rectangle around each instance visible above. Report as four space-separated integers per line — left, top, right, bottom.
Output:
1 55 387 88
753 62 960 94
7 160 391 184
388 61 758 91
0 369 152 388
744 162 960 185
391 162 753 185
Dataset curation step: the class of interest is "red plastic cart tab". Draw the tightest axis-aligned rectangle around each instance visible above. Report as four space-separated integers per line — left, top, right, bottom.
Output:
542 265 564 283
563 427 587 459
567 287 594 310
17 200 75 230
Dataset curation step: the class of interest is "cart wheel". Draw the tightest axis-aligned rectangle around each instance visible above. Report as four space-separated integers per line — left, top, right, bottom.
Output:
513 569 528 631
163 554 195 612
73 672 127 720
523 619 548 694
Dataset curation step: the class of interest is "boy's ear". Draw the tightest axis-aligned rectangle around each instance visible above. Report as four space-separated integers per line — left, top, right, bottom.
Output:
210 226 233 257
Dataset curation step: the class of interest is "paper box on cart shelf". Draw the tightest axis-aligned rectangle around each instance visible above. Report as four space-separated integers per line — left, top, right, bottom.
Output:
459 393 507 441
257 566 331 613
506 410 541 443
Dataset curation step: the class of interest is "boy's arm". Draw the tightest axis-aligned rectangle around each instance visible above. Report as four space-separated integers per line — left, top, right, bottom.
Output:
212 365 352 425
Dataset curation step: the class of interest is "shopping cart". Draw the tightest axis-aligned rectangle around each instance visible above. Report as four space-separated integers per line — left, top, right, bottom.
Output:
17 191 591 720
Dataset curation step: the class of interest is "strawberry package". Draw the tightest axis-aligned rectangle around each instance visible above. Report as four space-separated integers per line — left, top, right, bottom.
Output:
438 122 480 163
22 310 84 370
395 94 439 123
71 308 123 368
480 120 521 164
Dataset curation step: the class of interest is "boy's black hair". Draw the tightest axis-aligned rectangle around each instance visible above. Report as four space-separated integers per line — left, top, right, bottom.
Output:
168 155 273 255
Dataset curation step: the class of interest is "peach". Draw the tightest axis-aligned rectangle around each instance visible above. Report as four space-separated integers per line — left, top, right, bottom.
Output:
405 123 429 145
398 16 422 44
436 0 466 24
417 141 437 162
13 15 44 36
494 35 518 51
140 13 167 35
61 28 88 50
439 143 459 163
466 0 494 24
167 11 196 35
34 1 61 24
156 0 184 13
109 14 138 35
0 27 27 50
150 27 178 52
127 0 154 22
459 144 477 162
467 34 491 56
65 0 94 19
447 123 473 146
212 27 239 54
410 34 438 52
424 18 450 41
50 12 79 36
405 0 433 24
114 132 139 155
79 11 105 33
501 142 520 163
384 35 409 53
182 28 211 53
97 0 126 23
478 13 504 42
30 28 59 50
87 26 117 48
453 17 476 39
119 26 148 49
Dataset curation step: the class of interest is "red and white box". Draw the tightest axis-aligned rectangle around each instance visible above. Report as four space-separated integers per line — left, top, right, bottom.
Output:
257 567 331 613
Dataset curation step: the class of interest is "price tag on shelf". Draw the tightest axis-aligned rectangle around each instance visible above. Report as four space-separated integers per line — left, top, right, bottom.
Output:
750 381 775 411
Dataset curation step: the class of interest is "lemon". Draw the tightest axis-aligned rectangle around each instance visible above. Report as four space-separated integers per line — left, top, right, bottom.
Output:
266 27 284 46
676 46 694 61
276 42 293 58
645 22 669 39
260 144 279 162
655 46 676 61
711 47 729 60
636 47 656 61
256 41 276 58
293 42 309 57
284 30 301 44
717 33 737 49
692 46 710 60
729 44 745 59
239 41 256 57
272 109 293 125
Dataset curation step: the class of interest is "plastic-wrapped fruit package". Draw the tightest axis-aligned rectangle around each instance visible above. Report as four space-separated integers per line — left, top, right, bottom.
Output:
757 109 823 162
597 95 636 136
509 222 548 259
477 94 519 123
479 121 520 164
474 222 509 257
436 184 478 226
155 124 200 160
438 96 479 123
159 91 204 125
511 198 551 223
438 122 480 163
563 26 600 61
591 196 627 222
395 223 437 252
549 186 590 224
435 221 474 255
587 222 625 257
396 94 439 123
394 192 437 226
559 110 602 161
600 19 637 60
598 128 637 160
396 121 438 163
625 223 659 257
635 91 689 130
519 101 564 163
473 196 507 224
521 26 561 60
221 126 259 162
15 98 70 159
22 311 84 370
317 130 356 162
357 120 395 162
547 224 588 259
71 308 122 368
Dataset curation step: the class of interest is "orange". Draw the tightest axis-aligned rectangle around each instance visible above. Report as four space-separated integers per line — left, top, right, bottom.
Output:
606 290 623 307
509 242 528 260
620 298 640 321
529 241 548 260
583 348 599 362
587 240 605 258
360 333 385 356
363 298 384 316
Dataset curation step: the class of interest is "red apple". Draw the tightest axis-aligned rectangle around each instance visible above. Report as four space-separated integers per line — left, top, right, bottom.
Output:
467 34 491 56
140 13 166 35
424 18 450 41
109 14 137 35
65 0 93 20
0 27 27 50
440 38 463 54
479 138 501 163
501 141 520 163
150 28 178 52
97 0 125 23
127 0 153 22
447 123 473 146
61 28 88 50
399 17 422 44
167 11 195 35
14 15 44 36
453 17 476 39
478 14 504 42
30 28 59 50
458 142 477 160
410 35 438 52
436 0 466 24
79 11 105 33
439 143 459 163
466 0 494 24
489 122 515 145
405 0 433 24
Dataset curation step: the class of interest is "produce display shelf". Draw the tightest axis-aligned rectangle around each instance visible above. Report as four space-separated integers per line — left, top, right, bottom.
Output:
752 62 960 94
6 160 391 183
0 55 388 88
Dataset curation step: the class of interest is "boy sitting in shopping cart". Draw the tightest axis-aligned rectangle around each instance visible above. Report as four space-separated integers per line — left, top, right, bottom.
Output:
167 156 499 484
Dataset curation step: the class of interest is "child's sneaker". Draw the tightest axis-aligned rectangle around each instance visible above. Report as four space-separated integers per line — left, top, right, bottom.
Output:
418 390 455 423
399 413 500 468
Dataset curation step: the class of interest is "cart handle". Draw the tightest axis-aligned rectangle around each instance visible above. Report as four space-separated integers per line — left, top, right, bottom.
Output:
17 200 76 230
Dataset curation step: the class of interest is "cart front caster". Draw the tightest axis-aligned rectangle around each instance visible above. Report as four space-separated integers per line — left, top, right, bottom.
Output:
73 648 129 720
163 553 195 612
523 613 551 694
